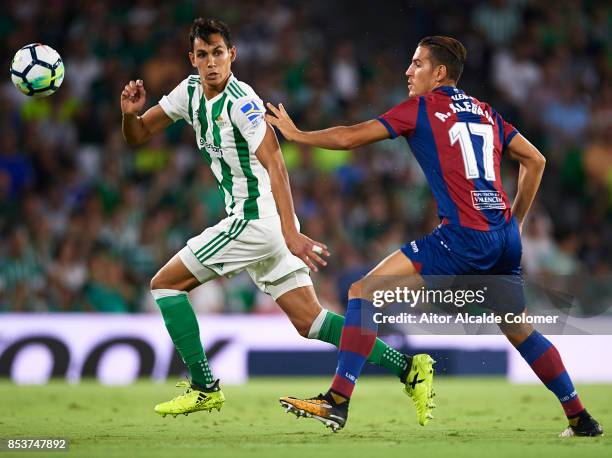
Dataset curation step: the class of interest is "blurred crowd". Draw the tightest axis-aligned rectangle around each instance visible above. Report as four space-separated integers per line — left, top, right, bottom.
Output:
0 0 610 313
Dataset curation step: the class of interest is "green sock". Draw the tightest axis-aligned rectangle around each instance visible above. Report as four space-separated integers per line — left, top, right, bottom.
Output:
153 290 214 387
314 310 408 378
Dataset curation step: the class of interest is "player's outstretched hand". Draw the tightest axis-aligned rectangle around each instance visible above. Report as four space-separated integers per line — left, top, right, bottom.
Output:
265 103 299 141
284 232 329 272
121 79 147 114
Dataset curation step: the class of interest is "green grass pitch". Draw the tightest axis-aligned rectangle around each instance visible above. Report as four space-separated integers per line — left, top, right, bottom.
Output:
1 377 610 457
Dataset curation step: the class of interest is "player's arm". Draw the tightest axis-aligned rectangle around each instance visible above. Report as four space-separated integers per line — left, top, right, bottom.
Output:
506 134 546 232
265 103 390 149
255 124 330 271
121 79 173 146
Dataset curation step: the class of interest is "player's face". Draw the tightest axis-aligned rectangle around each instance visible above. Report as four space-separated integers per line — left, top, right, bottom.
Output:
405 46 441 97
189 35 236 88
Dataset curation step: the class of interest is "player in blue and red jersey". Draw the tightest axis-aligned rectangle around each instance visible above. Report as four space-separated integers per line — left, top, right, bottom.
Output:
267 36 603 437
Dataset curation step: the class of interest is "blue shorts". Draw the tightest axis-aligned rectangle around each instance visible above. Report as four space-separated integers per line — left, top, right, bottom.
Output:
400 217 525 313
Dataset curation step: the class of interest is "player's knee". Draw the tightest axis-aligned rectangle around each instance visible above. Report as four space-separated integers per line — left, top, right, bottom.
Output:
294 308 320 338
293 304 326 338
149 274 159 291
501 321 534 347
293 319 312 338
150 271 171 291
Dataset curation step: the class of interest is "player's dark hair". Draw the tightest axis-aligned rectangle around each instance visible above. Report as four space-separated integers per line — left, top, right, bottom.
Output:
189 18 232 50
418 36 467 83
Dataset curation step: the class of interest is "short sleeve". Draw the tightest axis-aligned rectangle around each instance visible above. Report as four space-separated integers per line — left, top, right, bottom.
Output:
501 116 519 148
159 77 192 125
377 97 420 138
492 108 519 149
230 97 267 152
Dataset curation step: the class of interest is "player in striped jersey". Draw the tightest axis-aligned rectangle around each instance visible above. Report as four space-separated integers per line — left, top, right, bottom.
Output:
268 36 602 436
120 18 429 420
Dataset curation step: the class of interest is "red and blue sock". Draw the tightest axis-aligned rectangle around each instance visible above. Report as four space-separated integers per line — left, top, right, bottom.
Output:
516 331 584 418
330 298 378 399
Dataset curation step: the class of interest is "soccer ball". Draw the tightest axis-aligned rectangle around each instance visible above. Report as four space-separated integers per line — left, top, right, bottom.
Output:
10 43 64 98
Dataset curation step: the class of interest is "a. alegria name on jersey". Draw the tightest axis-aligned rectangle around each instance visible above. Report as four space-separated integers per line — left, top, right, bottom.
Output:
448 100 495 125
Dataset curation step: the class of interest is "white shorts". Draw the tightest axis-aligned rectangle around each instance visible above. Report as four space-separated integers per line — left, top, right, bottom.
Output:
178 214 312 300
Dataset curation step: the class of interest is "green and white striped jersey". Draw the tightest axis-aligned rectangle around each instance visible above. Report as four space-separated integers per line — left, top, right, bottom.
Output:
159 74 277 220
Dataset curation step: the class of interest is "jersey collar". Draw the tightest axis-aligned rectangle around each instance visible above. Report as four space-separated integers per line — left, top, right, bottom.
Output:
204 73 237 103
434 85 463 96
222 73 238 96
